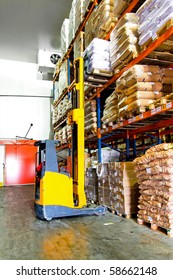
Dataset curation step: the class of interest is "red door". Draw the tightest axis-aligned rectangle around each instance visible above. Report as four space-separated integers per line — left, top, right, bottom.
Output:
5 143 37 185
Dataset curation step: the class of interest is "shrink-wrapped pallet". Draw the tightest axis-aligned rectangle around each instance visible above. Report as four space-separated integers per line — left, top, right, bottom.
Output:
97 163 111 206
85 168 98 203
133 143 173 232
74 0 84 34
110 13 139 72
60 18 69 57
137 0 173 49
68 0 76 45
97 148 120 163
84 38 112 76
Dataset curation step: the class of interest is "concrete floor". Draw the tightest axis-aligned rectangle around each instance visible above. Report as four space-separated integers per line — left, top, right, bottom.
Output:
0 185 173 260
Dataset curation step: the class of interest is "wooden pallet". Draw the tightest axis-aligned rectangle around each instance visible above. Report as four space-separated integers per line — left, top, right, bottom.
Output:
89 69 113 78
137 218 173 237
119 106 148 120
107 207 136 219
140 37 155 52
148 50 173 63
157 18 173 37
149 93 173 110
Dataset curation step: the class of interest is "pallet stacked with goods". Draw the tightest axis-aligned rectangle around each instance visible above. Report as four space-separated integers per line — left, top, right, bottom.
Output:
97 162 139 218
52 0 173 235
133 143 173 237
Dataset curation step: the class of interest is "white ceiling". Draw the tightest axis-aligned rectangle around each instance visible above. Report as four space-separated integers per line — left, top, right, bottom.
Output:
0 0 72 63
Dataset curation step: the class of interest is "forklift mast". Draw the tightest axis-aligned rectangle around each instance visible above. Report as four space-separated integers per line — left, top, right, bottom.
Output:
34 57 106 220
68 57 86 207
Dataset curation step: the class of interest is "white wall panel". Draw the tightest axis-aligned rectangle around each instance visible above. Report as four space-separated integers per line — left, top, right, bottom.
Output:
0 59 53 139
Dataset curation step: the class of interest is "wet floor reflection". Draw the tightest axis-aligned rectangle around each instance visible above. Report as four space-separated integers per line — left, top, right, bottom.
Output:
1 185 173 260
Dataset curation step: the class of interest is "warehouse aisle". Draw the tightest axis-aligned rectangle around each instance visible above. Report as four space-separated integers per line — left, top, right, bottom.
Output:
0 185 173 260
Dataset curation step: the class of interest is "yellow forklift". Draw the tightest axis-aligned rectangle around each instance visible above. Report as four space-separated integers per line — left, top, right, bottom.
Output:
34 58 106 220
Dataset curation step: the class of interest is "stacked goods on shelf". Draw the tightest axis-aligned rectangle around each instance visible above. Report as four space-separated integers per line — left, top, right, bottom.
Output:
161 68 173 95
54 124 72 144
83 0 92 14
90 150 98 168
116 65 163 119
85 168 98 203
110 13 139 73
58 60 68 97
149 68 173 108
53 59 62 78
108 162 139 216
97 148 120 163
97 162 139 215
60 18 69 57
85 152 91 170
67 124 72 142
74 0 84 34
84 85 97 100
74 31 85 60
133 143 173 235
52 106 58 126
114 0 133 19
54 128 62 142
85 0 117 47
68 0 76 45
84 38 112 80
85 100 97 135
101 89 119 126
62 126 67 144
137 0 173 50
53 81 59 101
53 94 72 128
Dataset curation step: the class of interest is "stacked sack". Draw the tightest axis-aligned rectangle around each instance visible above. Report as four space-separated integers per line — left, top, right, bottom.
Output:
110 13 139 73
67 124 72 142
101 89 119 126
114 0 133 19
58 61 68 97
85 0 117 47
85 100 97 135
55 95 72 123
116 65 163 119
84 38 112 77
54 124 72 144
137 0 173 49
74 0 84 34
83 0 92 14
161 69 173 95
74 31 85 60
133 143 173 231
60 18 69 57
68 0 76 45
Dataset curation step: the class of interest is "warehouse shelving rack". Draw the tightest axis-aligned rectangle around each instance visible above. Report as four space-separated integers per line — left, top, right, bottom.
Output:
87 25 173 162
53 0 173 164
